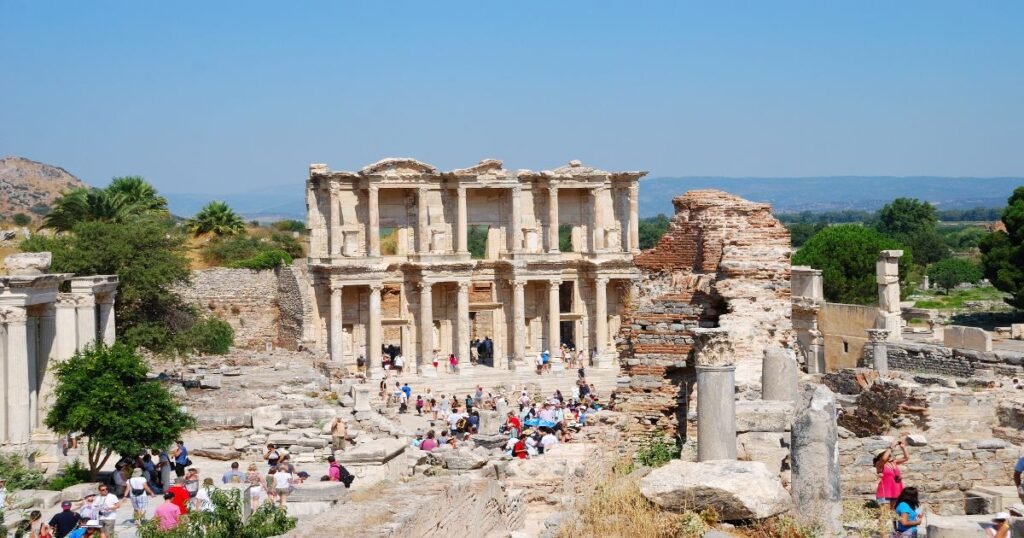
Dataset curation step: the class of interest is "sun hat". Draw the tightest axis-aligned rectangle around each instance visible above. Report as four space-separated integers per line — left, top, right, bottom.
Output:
84 520 102 528
994 512 1010 521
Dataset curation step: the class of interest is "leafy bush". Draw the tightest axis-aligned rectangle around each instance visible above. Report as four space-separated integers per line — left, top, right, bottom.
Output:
927 258 983 292
793 225 913 304
226 249 292 270
137 488 295 538
179 316 234 355
634 436 680 468
0 453 46 491
12 213 31 226
45 460 91 491
272 219 306 233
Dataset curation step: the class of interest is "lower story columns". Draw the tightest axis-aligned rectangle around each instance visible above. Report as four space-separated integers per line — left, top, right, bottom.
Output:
367 284 383 379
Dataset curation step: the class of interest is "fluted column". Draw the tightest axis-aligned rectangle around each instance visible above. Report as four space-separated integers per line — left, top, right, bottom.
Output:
629 183 640 253
3 306 30 444
511 280 526 368
548 279 561 354
329 285 344 364
456 187 468 255
26 311 38 432
368 186 380 257
418 188 430 254
329 184 341 256
36 304 57 429
509 187 522 253
74 294 96 351
547 183 559 253
594 277 609 357
368 284 383 379
419 283 433 371
98 295 116 346
54 296 78 361
456 282 470 362
590 188 600 252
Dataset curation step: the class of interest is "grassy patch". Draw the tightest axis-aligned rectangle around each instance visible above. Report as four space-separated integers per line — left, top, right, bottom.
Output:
913 285 1009 310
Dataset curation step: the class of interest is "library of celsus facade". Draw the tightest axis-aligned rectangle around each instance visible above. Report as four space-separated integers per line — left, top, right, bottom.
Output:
305 158 644 378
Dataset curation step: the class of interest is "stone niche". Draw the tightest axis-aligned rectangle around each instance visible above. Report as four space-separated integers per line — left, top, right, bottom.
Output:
617 190 793 443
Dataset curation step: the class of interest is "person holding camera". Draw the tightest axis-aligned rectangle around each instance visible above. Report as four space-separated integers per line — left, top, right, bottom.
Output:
874 436 911 509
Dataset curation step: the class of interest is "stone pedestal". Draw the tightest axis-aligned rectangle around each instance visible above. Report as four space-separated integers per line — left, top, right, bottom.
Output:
693 328 737 462
353 386 371 413
867 328 890 375
761 346 798 403
791 384 842 534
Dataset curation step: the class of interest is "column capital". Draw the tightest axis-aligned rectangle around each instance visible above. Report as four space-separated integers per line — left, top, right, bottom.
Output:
73 294 95 308
0 305 28 324
595 275 610 286
96 293 116 305
331 283 344 294
418 282 432 293
866 328 890 343
457 281 470 292
510 279 526 290
548 181 559 192
368 184 379 194
368 283 384 294
693 328 735 368
549 279 561 290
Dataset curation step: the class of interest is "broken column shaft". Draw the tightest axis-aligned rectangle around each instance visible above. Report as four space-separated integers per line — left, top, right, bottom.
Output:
694 328 737 461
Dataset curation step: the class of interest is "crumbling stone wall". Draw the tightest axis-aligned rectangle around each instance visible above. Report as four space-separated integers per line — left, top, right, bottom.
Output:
863 341 1024 379
617 190 792 442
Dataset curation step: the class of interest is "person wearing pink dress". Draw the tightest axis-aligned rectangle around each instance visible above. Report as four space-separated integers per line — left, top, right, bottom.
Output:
874 437 910 508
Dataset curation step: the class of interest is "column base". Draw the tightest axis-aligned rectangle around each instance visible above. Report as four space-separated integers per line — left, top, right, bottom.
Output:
368 368 384 380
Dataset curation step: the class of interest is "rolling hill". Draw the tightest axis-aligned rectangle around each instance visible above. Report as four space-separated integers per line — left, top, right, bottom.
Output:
0 156 86 222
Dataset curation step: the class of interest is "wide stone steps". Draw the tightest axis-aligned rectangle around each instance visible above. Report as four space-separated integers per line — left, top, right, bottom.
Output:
370 366 619 403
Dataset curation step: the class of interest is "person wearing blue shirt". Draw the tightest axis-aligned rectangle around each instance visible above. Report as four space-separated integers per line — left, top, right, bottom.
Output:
893 486 922 536
401 383 412 400
1013 455 1024 503
172 440 189 478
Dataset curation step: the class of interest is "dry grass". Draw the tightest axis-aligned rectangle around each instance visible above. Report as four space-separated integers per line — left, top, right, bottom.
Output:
840 499 893 538
347 479 393 503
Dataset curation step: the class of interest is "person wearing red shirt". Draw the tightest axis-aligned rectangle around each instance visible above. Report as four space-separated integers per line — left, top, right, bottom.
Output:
166 478 190 515
513 438 528 459
505 412 522 438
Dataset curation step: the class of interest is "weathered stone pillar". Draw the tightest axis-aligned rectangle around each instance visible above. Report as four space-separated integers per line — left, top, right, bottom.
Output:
329 285 344 364
867 328 890 375
74 294 96 351
762 346 798 403
509 187 522 253
26 311 39 432
456 282 470 362
3 305 31 444
36 304 57 428
367 186 380 257
329 184 341 256
547 183 559 253
419 282 433 371
589 188 600 252
97 295 116 346
54 295 78 361
791 384 842 534
693 328 737 461
417 187 430 254
511 280 526 368
548 279 561 360
456 187 468 256
628 183 640 253
876 250 903 341
367 284 383 379
594 277 609 359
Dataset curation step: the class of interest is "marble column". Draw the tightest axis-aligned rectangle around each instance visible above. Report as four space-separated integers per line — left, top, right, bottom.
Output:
329 285 344 364
54 296 78 361
3 305 31 444
74 294 97 351
791 384 843 532
329 185 341 256
36 304 57 429
98 295 116 346
419 283 433 371
547 183 559 253
456 282 470 362
589 189 600 252
628 183 640 253
548 279 561 362
417 188 430 254
693 328 737 461
511 280 526 368
367 284 383 379
368 186 380 257
594 277 609 359
867 328 890 375
876 250 903 341
509 187 522 253
456 187 468 256
26 311 38 432
762 346 798 403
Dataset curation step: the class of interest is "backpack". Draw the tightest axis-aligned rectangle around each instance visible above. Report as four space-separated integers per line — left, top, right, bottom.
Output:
340 466 355 488
456 417 468 431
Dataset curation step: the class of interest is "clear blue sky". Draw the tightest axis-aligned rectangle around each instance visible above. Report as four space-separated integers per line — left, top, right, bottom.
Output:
1 1 1022 194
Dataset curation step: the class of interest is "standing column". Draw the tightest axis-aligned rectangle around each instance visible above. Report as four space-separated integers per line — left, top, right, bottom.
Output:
3 306 31 444
26 311 39 433
74 294 97 351
456 282 470 363
329 184 341 256
368 186 380 257
97 295 116 346
329 285 344 364
590 188 601 252
508 187 522 253
547 183 559 253
791 384 843 532
511 280 526 369
418 188 430 254
36 304 57 429
693 328 737 461
867 329 890 375
594 277 609 364
876 250 903 341
628 183 640 253
367 284 383 379
456 187 468 256
54 296 77 360
419 283 434 372
548 279 561 359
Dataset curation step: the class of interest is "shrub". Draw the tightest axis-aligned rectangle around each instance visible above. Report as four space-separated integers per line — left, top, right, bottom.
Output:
137 488 295 538
12 213 31 226
0 453 45 491
927 257 983 292
45 460 91 491
635 436 681 468
272 219 306 233
226 249 292 270
178 316 234 355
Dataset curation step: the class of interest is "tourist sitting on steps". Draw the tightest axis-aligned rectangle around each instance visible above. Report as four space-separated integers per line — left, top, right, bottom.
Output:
893 486 923 537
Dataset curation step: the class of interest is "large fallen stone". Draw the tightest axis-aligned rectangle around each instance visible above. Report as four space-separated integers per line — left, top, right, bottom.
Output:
10 489 62 509
736 432 789 473
427 448 488 470
639 460 792 520
252 405 284 433
5 252 50 275
335 438 406 465
287 480 348 503
192 447 242 461
60 482 105 502
735 400 794 433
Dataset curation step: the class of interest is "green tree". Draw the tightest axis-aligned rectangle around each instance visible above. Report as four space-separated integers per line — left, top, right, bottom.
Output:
12 213 31 226
138 488 295 538
927 258 983 293
187 201 246 236
272 219 306 233
786 222 828 248
638 214 671 250
874 198 949 265
792 225 912 304
981 186 1024 308
42 176 168 232
44 343 195 478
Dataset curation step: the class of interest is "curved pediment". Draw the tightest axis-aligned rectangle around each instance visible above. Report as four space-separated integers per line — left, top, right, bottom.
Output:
449 159 505 176
359 158 439 176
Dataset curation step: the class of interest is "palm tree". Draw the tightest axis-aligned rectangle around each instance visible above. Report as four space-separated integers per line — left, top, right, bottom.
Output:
187 201 246 236
42 176 169 232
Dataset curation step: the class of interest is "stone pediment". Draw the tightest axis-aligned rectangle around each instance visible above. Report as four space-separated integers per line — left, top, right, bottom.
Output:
359 158 439 177
449 159 504 176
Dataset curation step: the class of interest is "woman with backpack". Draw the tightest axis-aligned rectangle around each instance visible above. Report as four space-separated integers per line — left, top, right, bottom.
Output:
875 437 910 508
127 468 154 525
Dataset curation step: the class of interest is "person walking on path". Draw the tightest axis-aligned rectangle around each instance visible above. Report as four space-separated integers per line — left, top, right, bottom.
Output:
127 468 154 525
93 484 122 538
875 437 910 508
48 501 80 538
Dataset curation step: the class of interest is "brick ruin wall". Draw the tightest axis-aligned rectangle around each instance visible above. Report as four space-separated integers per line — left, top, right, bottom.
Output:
616 189 793 443
176 265 309 350
860 340 1024 379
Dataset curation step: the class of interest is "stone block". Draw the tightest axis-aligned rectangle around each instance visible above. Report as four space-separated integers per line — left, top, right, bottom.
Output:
252 405 283 433
336 438 406 465
906 434 928 447
287 481 348 503
192 448 242 460
12 489 62 509
4 252 51 275
735 400 794 433
639 460 792 520
200 374 223 389
267 433 300 446
1013 324 1024 340
60 482 104 502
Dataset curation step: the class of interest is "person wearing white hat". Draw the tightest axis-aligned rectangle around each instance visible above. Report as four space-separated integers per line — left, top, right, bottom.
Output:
986 512 1011 538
